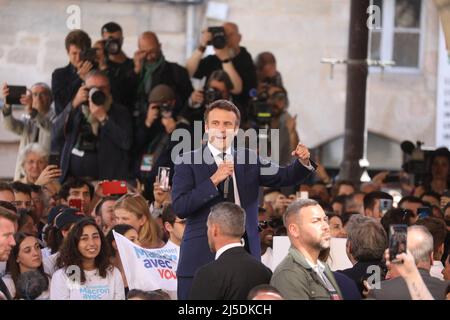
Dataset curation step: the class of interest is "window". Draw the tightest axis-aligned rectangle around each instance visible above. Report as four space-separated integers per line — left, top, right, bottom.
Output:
369 0 424 72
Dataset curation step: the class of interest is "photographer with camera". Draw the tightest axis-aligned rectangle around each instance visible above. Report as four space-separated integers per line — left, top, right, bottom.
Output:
133 31 192 123
251 85 299 167
52 70 132 183
2 82 55 181
186 22 257 125
99 22 138 113
181 70 233 127
132 84 191 201
51 30 94 116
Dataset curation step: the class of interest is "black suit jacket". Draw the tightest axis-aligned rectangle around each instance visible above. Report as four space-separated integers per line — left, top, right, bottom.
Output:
51 64 83 116
189 246 272 300
368 269 449 300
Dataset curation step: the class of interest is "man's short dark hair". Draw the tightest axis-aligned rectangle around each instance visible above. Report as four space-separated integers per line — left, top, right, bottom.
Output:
64 29 91 52
398 196 423 208
161 204 177 226
363 191 393 211
283 199 319 227
29 184 42 194
204 99 241 126
415 217 447 253
10 181 32 197
208 70 234 92
59 178 94 201
420 191 441 203
101 22 123 35
94 196 119 217
0 182 14 194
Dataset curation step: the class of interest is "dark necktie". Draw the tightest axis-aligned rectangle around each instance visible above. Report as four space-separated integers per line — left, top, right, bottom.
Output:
219 152 235 203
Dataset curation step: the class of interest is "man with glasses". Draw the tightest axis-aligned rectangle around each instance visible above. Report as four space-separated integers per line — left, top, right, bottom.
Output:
133 31 193 123
1 82 55 180
52 70 132 183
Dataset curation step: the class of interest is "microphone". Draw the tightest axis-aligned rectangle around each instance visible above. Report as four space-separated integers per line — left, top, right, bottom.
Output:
222 154 233 200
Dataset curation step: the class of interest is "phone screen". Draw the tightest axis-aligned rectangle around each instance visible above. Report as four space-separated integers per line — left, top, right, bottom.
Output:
6 85 27 105
389 224 407 262
48 154 61 167
68 199 82 211
417 207 431 219
101 180 127 196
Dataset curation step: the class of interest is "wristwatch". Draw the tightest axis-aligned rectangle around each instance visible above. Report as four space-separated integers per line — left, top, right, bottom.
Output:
221 58 232 64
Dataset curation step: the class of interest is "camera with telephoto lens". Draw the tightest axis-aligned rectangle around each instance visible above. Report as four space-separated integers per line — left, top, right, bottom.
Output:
249 89 272 128
400 141 428 186
204 88 223 105
76 120 97 152
104 38 121 55
207 27 227 49
89 88 106 106
153 102 173 118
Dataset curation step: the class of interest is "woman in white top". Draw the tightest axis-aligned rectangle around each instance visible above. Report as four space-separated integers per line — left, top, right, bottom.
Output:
2 232 50 299
50 218 124 300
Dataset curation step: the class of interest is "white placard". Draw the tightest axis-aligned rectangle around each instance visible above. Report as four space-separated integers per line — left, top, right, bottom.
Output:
272 236 352 271
113 231 178 292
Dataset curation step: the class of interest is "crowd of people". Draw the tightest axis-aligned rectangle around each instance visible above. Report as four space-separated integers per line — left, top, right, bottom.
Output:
0 20 449 300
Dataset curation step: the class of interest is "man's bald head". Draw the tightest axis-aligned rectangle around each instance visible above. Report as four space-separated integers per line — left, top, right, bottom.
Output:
138 31 162 63
223 22 239 34
139 31 160 45
223 22 241 51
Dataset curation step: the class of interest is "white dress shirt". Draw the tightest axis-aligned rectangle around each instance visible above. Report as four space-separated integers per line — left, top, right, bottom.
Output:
207 142 242 206
215 242 244 260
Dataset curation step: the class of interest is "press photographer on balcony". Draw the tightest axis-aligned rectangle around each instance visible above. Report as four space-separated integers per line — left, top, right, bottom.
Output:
186 22 256 125
52 70 132 183
132 84 190 201
99 22 138 113
181 70 233 126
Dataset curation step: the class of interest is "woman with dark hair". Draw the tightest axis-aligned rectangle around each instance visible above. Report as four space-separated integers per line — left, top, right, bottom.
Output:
326 213 347 238
106 224 140 295
50 218 124 300
420 147 450 195
2 232 49 299
17 209 38 236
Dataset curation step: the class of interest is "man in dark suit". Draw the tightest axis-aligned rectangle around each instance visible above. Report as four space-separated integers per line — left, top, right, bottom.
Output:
189 202 272 300
368 225 449 300
172 99 315 299
52 30 93 116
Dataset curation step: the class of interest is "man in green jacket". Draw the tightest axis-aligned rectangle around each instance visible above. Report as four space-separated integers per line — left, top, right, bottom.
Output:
271 199 343 299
